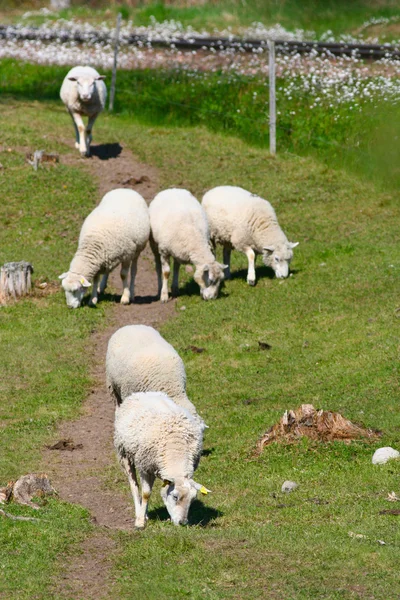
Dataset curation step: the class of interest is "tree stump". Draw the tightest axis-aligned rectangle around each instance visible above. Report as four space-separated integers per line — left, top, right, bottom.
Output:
0 262 34 304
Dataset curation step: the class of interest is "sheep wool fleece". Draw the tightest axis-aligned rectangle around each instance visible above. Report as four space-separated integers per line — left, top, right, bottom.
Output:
114 392 203 481
106 325 198 416
69 189 150 280
202 185 289 252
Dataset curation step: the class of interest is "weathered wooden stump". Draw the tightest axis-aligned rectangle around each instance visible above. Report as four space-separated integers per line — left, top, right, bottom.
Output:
0 262 34 304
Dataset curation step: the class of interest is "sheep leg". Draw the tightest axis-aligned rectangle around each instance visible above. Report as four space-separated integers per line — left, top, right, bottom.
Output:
150 236 162 298
160 254 170 304
136 472 155 529
129 255 139 303
120 262 131 305
245 247 256 285
120 457 142 523
70 111 88 157
69 109 80 149
89 274 100 306
223 245 232 280
86 113 98 155
171 260 180 297
98 273 108 294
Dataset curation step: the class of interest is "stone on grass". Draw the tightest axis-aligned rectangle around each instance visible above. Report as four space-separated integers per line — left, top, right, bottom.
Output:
281 480 298 493
372 447 400 465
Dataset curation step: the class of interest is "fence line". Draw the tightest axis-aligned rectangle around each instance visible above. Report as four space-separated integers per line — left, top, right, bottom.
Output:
1 24 400 59
268 40 276 156
109 13 122 112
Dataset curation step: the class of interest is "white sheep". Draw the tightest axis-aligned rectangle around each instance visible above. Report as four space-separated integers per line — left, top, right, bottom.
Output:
202 186 298 285
59 189 150 308
149 188 226 302
60 65 107 157
106 324 201 421
114 391 210 528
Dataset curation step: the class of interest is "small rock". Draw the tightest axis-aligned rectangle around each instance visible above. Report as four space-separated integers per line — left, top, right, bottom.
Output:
372 447 400 465
180 306 186 311
281 480 298 493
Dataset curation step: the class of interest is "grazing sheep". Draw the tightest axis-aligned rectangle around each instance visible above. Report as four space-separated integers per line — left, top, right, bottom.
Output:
202 186 298 285
59 189 150 308
114 391 210 528
106 324 201 422
149 189 226 302
60 65 107 157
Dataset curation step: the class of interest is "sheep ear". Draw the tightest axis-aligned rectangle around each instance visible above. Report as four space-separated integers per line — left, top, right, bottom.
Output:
191 480 212 494
289 242 299 249
58 272 68 280
218 263 229 271
67 76 78 81
263 246 275 253
80 276 91 288
96 75 106 81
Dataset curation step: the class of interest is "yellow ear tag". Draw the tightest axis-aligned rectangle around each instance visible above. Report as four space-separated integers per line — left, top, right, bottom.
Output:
80 277 85 285
200 486 208 495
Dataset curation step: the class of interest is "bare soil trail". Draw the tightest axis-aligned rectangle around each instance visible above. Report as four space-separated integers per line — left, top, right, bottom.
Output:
42 141 177 598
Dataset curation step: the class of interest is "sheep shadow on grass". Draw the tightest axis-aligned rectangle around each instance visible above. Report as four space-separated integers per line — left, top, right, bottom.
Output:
147 500 222 527
84 292 159 307
177 278 229 301
90 143 123 160
229 265 300 284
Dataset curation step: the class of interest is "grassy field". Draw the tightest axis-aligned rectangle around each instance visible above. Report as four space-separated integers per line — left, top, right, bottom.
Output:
3 0 400 38
0 105 110 597
2 59 400 191
1 61 400 598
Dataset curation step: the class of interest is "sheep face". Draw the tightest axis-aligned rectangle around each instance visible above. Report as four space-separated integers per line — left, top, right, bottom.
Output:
262 242 298 279
195 262 226 301
68 75 105 103
161 478 208 525
59 272 91 308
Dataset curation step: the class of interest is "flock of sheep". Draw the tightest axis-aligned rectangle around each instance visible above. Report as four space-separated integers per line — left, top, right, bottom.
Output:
58 65 298 527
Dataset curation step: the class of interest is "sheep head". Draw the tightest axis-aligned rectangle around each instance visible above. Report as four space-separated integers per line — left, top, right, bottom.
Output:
160 477 212 525
68 74 106 102
262 241 298 279
195 262 227 301
59 271 90 308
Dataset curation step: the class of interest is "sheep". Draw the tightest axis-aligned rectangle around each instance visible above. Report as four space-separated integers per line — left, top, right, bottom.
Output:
60 65 107 157
59 189 150 308
114 391 210 528
202 185 298 286
149 188 226 302
106 324 202 422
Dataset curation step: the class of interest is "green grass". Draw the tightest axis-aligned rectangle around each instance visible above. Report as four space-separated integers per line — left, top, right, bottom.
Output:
1 69 400 597
0 104 107 599
2 59 400 190
107 115 400 599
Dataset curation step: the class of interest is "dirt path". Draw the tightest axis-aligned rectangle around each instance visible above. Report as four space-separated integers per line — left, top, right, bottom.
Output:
42 142 176 598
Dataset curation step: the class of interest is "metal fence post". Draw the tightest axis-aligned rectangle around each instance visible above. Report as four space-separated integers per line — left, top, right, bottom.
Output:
109 13 122 112
268 39 276 156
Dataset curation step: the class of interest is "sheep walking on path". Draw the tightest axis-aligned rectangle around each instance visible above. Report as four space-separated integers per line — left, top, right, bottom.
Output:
60 65 107 157
59 189 150 308
114 391 210 528
149 188 226 302
202 186 298 286
106 324 202 423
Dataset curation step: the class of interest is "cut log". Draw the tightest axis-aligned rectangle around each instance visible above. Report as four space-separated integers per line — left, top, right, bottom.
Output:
26 150 59 171
0 261 34 304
